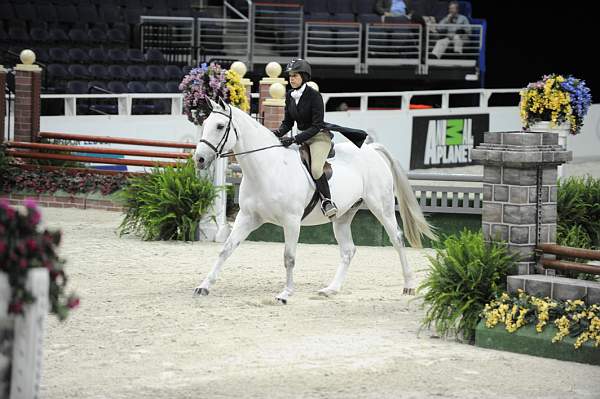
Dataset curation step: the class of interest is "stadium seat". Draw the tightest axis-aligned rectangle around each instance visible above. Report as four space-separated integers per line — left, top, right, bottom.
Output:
68 64 89 79
88 64 109 80
107 80 128 93
146 65 166 80
68 28 90 44
127 48 145 63
66 80 89 94
108 64 128 80
126 65 147 80
88 48 107 64
89 27 108 43
164 65 183 80
165 81 180 93
49 27 70 43
108 48 128 63
147 81 168 93
49 47 70 63
145 49 166 64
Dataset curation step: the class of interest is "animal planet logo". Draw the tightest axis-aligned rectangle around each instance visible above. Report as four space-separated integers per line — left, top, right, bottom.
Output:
410 114 489 169
423 118 473 166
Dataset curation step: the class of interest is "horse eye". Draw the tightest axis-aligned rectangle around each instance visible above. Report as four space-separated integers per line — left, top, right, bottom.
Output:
216 124 225 130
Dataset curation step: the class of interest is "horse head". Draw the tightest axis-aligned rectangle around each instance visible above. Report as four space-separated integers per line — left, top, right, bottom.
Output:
194 97 238 170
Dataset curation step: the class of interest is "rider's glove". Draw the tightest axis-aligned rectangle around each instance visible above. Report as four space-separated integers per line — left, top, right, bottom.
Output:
279 136 295 147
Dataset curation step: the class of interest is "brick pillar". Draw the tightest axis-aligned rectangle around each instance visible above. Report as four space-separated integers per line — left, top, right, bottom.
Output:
472 132 572 275
262 82 286 130
0 65 6 143
14 50 42 143
258 62 286 121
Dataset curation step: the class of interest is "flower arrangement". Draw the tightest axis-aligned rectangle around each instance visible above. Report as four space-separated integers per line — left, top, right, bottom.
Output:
0 198 79 320
483 290 600 349
520 74 592 135
179 63 250 126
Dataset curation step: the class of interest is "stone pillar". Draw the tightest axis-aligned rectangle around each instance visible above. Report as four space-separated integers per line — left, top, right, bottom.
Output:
229 61 253 114
0 65 6 143
472 132 572 275
262 82 286 130
14 50 42 143
258 62 286 121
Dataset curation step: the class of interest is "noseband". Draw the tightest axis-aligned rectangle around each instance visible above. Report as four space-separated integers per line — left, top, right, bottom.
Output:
198 106 239 158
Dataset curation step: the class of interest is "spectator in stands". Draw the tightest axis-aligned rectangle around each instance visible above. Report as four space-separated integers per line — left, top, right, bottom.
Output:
374 0 412 21
431 1 470 58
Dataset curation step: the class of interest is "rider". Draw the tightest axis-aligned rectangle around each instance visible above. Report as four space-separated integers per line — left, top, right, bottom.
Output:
271 59 338 217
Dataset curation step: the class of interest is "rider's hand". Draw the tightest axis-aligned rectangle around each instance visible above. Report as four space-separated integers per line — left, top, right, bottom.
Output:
271 128 282 137
279 136 295 147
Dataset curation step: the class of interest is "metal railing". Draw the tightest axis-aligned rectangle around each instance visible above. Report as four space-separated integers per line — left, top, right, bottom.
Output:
365 23 422 68
140 16 196 64
426 23 483 67
197 18 251 64
304 22 362 72
251 2 303 65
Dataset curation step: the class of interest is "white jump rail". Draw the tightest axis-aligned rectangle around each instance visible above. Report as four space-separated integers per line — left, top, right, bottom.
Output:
0 269 49 399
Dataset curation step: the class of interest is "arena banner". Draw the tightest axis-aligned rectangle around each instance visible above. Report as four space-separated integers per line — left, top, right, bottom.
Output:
410 114 489 169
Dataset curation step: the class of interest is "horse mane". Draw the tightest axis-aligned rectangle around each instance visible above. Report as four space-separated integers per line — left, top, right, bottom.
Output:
230 105 280 143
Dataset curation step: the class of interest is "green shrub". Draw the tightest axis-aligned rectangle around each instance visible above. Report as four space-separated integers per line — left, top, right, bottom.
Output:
557 224 599 281
558 176 600 247
418 230 519 342
118 159 219 241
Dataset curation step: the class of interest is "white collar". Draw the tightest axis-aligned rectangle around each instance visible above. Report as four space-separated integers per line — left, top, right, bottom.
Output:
290 83 306 104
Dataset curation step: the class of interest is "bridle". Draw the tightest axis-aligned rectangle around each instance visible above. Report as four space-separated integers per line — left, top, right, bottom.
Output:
197 105 239 158
197 105 284 159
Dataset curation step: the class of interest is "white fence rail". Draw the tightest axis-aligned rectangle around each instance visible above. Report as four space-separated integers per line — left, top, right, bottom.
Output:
365 23 422 68
197 18 250 63
304 22 362 72
426 23 483 67
140 16 196 65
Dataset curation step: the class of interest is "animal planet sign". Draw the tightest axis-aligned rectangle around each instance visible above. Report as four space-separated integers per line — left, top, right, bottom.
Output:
410 114 489 169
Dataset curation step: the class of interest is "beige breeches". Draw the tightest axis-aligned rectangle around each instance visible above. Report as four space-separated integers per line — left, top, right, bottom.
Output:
306 131 332 180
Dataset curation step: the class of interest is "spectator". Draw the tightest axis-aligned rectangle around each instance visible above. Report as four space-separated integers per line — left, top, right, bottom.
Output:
374 0 413 21
431 1 470 58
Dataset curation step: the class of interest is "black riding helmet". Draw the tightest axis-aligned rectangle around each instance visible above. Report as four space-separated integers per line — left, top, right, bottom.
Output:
285 58 311 83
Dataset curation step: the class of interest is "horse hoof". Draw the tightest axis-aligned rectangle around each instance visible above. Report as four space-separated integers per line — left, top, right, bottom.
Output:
194 287 210 296
318 289 334 297
403 288 416 296
275 297 287 305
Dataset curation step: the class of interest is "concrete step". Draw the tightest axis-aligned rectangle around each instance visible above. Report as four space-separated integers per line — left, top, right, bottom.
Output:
507 274 600 304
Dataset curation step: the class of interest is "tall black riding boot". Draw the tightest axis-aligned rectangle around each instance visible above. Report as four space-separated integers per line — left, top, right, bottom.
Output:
315 174 337 217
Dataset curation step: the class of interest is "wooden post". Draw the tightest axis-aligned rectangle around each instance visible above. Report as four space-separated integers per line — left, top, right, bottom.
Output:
14 50 42 143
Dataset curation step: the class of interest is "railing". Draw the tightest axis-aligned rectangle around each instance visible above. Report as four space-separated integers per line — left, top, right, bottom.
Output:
197 18 251 64
426 23 483 67
365 23 422 69
321 88 522 112
251 2 303 65
140 16 196 64
304 22 362 72
536 244 600 275
41 93 183 116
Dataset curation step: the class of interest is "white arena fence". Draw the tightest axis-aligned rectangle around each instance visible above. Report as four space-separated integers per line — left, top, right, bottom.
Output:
0 269 49 399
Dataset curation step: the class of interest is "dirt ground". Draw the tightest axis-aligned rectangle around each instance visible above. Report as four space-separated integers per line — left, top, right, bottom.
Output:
39 208 600 399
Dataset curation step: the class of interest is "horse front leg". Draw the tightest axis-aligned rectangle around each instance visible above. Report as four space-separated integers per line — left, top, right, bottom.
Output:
194 211 262 296
275 222 301 304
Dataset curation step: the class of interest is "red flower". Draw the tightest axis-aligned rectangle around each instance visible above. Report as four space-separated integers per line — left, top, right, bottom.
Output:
67 297 80 309
9 301 23 314
0 241 6 255
19 259 28 269
26 239 37 252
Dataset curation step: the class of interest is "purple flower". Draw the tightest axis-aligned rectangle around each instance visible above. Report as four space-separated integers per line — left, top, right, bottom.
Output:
23 197 37 209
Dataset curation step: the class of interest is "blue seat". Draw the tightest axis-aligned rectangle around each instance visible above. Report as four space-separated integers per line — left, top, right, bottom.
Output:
146 64 166 80
165 81 180 93
127 48 145 63
49 27 69 43
49 47 70 63
145 49 165 64
68 28 90 43
68 48 90 64
68 64 89 79
147 81 168 93
30 27 51 43
35 4 59 23
108 48 128 63
89 27 108 43
107 28 128 43
108 64 128 80
47 63 69 80
66 80 88 94
164 65 183 80
8 26 30 42
88 48 107 63
107 80 128 93
88 64 109 80
126 65 147 80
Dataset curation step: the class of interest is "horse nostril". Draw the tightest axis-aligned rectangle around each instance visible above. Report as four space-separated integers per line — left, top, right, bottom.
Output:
198 157 205 165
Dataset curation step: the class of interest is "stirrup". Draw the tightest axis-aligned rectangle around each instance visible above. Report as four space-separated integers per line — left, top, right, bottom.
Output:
321 199 337 218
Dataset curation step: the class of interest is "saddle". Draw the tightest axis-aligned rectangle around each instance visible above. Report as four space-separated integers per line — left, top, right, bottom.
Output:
298 143 334 181
299 143 335 220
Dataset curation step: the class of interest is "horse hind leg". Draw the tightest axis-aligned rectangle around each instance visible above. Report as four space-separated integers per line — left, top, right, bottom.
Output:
366 199 416 295
194 211 262 296
318 207 359 297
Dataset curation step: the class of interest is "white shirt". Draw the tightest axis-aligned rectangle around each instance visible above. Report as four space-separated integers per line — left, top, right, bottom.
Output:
290 84 306 104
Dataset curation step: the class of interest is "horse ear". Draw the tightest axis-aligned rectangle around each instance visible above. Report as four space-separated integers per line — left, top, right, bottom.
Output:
218 96 230 111
206 96 218 111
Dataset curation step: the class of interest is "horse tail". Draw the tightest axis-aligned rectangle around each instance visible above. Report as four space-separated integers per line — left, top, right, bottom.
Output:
370 143 437 248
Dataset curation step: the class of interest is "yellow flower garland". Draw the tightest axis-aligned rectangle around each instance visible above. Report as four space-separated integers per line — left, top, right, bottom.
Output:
225 70 250 113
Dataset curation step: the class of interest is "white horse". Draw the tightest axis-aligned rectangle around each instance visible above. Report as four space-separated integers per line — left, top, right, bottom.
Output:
193 99 435 303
